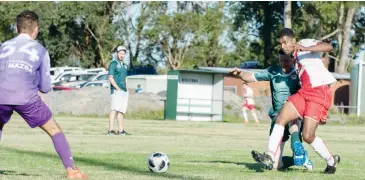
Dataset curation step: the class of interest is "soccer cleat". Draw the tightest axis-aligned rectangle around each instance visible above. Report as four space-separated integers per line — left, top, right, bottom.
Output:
244 121 249 124
117 130 131 136
66 167 87 179
251 150 274 170
303 155 313 171
324 155 341 174
107 130 116 135
293 141 306 166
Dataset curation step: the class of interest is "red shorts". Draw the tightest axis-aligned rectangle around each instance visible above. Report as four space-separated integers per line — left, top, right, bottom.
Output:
287 85 332 123
243 103 255 111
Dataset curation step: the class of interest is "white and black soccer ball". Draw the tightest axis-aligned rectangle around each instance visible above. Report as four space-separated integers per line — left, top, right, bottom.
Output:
147 152 170 173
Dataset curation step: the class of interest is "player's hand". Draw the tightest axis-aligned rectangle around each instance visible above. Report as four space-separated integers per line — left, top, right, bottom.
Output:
295 44 308 52
230 67 241 76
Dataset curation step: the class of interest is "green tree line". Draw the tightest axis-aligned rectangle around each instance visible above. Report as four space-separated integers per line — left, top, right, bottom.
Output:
0 1 364 73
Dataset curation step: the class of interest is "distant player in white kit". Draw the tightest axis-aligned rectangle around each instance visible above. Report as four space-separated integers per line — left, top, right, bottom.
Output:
242 83 259 124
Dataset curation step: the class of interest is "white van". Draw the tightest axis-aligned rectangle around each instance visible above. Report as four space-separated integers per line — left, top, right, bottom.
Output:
84 68 107 74
50 67 83 80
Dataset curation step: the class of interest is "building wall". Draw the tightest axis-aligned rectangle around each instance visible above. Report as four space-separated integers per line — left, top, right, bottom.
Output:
127 75 167 94
224 76 350 106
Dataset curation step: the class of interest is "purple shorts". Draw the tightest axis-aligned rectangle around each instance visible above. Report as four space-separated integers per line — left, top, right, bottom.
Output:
0 98 52 128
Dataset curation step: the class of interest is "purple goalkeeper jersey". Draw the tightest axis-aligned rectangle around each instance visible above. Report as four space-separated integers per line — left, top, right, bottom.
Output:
0 34 51 105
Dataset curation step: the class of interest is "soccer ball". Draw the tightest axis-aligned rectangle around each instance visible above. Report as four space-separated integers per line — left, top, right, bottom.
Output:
147 152 170 173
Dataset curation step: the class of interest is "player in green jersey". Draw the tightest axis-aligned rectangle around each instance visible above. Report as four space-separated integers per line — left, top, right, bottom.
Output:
231 50 312 170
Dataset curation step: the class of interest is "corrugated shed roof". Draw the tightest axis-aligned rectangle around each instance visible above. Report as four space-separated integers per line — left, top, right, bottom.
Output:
197 67 350 80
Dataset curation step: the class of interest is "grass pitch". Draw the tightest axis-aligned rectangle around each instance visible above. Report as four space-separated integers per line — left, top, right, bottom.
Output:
0 116 364 180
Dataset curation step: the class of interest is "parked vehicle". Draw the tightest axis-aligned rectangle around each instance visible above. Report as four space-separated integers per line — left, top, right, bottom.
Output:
52 71 95 84
88 72 108 81
128 65 158 76
50 67 83 81
82 80 109 88
52 86 77 91
238 61 259 69
84 68 107 74
52 72 97 88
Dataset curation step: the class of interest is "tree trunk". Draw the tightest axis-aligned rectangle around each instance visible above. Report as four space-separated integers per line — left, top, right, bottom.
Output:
284 1 292 28
131 2 146 68
337 7 356 73
336 2 344 71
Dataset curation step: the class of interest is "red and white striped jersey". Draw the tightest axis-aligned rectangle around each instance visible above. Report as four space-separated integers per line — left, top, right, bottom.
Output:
294 39 336 89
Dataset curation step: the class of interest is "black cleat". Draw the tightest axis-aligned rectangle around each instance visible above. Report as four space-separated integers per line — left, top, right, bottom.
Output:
117 130 131 136
324 155 341 174
107 130 116 135
251 150 274 170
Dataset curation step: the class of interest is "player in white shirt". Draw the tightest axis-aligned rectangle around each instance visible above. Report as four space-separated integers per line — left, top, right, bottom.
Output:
242 83 259 124
252 28 340 174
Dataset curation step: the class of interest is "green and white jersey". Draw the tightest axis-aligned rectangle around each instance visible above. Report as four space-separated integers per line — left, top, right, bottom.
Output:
253 66 300 118
108 59 128 94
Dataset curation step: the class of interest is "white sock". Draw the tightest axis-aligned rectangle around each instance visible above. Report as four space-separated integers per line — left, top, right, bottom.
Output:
243 110 248 122
310 137 334 166
268 124 285 159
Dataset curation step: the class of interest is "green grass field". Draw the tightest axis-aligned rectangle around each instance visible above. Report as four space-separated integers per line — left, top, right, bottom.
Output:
0 116 364 180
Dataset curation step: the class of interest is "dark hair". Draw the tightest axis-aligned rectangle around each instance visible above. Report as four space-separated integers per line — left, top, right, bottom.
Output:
279 28 294 38
16 11 39 33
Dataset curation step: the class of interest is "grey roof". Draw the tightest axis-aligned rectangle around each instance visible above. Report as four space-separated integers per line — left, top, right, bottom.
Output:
197 66 350 80
173 69 226 74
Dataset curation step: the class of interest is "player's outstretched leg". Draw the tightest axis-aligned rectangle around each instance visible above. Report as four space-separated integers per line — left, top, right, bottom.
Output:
289 121 313 170
251 101 300 170
40 119 87 179
302 117 340 174
251 150 274 170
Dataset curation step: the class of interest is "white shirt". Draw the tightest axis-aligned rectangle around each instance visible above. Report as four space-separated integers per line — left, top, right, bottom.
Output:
295 39 337 88
243 86 254 105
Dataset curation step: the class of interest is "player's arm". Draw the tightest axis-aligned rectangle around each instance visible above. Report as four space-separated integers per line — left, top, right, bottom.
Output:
296 40 333 53
38 51 52 93
230 67 256 83
252 68 271 82
108 62 122 91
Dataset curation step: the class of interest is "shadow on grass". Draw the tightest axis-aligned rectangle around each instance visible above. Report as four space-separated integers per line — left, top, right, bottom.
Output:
188 160 265 173
189 160 306 173
2 147 209 180
0 170 40 177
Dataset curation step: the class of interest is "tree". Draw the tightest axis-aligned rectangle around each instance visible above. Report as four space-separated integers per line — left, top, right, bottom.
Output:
337 5 357 73
294 2 363 73
0 2 121 68
185 2 226 67
233 2 284 68
143 2 203 69
284 1 292 28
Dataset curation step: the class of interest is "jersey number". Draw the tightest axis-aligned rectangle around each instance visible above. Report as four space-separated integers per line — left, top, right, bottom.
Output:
0 41 40 62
